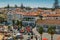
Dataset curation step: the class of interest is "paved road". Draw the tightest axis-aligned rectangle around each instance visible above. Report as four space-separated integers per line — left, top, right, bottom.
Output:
32 27 60 40
23 35 36 40
1 27 60 40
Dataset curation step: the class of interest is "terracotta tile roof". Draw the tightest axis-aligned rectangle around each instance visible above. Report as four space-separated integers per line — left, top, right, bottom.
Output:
42 14 48 17
44 10 52 12
15 11 40 16
8 8 40 16
47 14 60 17
12 8 42 16
36 19 60 25
11 8 60 17
15 8 23 12
37 9 44 12
41 13 60 17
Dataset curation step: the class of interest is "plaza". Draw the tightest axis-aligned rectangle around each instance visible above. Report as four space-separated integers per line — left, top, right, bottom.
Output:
0 0 60 40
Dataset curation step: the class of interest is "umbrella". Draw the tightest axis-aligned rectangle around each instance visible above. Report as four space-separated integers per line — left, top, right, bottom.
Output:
26 26 31 32
42 38 48 40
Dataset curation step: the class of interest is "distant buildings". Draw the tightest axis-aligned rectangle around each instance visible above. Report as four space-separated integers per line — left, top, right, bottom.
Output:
40 9 60 20
0 7 60 27
6 8 40 26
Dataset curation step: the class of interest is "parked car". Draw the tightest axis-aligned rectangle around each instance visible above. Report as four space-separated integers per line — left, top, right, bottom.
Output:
7 37 13 40
16 33 23 39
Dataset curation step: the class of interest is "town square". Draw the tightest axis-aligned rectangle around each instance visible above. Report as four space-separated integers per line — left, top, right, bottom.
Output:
0 0 60 40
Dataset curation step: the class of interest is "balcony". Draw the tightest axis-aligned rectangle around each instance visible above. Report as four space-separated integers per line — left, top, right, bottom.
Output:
23 19 35 21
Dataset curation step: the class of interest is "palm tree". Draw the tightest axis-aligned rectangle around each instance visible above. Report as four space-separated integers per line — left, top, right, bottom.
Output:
16 20 22 30
38 26 44 40
8 26 11 31
19 20 22 28
16 20 20 30
12 20 15 26
13 36 17 40
0 17 4 23
16 20 20 25
47 26 56 40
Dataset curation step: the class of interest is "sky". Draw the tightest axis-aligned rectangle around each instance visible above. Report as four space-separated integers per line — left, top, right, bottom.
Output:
0 0 60 8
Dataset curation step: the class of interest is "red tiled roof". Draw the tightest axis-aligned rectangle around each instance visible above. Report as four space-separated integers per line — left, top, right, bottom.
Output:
42 14 48 17
12 8 60 17
13 11 40 16
36 19 60 25
11 8 41 16
41 14 60 17
47 14 60 17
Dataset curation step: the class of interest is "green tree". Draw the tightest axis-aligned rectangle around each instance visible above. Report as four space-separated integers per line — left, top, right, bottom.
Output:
0 17 4 23
16 20 22 27
15 4 18 8
47 26 56 40
38 26 44 40
13 36 17 40
4 4 10 8
0 12 7 24
20 3 24 9
12 20 15 26
8 26 11 31
6 4 10 8
25 7 31 10
19 20 22 28
16 20 22 30
16 20 19 25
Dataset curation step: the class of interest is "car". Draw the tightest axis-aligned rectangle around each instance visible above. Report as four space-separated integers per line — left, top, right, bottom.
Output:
16 33 23 39
7 37 13 40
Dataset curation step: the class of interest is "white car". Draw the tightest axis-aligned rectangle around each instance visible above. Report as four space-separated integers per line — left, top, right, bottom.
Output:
16 33 23 39
7 37 13 40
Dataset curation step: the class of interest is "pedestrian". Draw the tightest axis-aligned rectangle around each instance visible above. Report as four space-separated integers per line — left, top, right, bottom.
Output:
31 35 33 39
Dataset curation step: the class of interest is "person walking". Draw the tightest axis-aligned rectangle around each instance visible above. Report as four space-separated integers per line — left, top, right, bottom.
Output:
31 35 33 39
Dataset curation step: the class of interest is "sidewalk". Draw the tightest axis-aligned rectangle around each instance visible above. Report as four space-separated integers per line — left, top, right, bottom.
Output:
23 35 36 40
32 27 60 40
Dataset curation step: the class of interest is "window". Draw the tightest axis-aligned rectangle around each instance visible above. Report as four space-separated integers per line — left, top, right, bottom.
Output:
56 26 60 29
43 25 48 28
8 14 13 20
56 17 58 19
29 23 35 27
22 22 28 27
